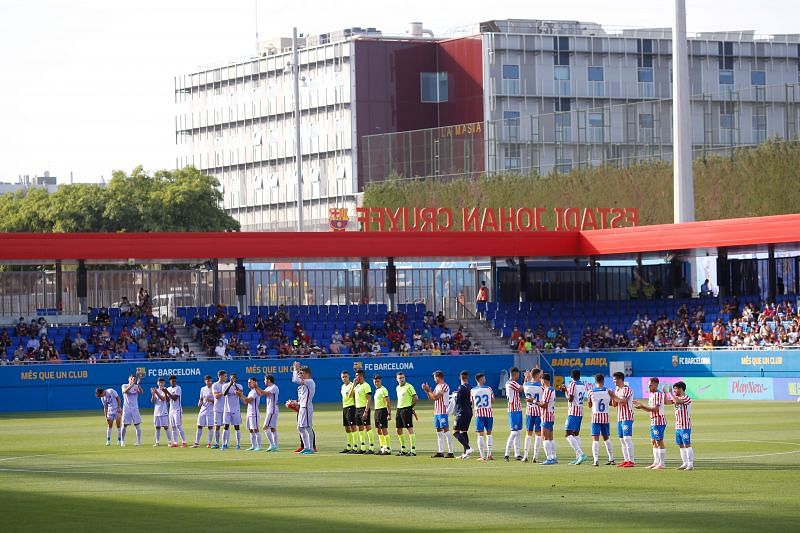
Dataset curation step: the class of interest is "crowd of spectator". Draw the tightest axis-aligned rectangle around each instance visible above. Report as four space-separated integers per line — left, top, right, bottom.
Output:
509 324 570 353
188 305 481 359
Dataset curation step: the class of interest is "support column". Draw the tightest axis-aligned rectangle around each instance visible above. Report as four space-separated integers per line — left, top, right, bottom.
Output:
212 259 220 305
386 258 397 312
360 258 369 305
489 257 497 301
55 260 63 315
77 260 87 314
673 0 695 224
589 257 598 301
768 244 777 302
716 248 729 298
235 258 246 314
518 257 528 305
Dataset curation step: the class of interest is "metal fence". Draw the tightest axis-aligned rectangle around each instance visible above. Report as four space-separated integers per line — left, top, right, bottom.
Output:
0 267 484 319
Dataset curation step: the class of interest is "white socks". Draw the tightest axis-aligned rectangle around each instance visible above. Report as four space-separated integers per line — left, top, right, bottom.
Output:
505 431 520 456
487 435 493 455
477 435 486 458
223 429 230 446
679 447 694 467
195 428 203 444
623 436 634 463
437 432 444 453
592 440 600 462
106 427 112 441
542 440 556 461
566 435 583 457
523 435 532 459
214 429 220 445
121 426 127 442
235 430 241 446
605 439 614 460
445 432 454 453
155 427 161 444
134 425 142 444
533 436 542 461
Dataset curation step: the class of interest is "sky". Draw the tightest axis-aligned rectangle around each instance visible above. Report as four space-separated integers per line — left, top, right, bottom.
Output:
0 0 798 183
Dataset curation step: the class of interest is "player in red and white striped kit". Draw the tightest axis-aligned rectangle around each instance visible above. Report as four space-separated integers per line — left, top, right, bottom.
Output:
503 367 523 461
471 373 495 461
587 374 615 466
634 377 667 469
560 369 589 465
666 381 694 470
421 370 455 458
608 372 635 467
535 373 558 465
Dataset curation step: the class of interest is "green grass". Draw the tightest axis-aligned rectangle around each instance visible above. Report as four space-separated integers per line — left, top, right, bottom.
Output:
1 401 799 531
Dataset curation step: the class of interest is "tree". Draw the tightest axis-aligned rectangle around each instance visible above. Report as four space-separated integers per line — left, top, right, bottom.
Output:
0 166 240 233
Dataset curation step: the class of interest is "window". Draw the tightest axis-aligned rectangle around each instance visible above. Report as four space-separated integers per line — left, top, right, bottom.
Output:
502 64 521 95
504 111 520 141
639 113 654 129
637 68 654 83
555 158 572 174
555 65 571 95
421 72 448 103
504 144 521 171
555 99 572 143
720 102 736 143
554 66 571 80
718 41 734 70
588 66 604 82
752 114 767 143
751 70 766 86
719 69 734 86
589 112 604 143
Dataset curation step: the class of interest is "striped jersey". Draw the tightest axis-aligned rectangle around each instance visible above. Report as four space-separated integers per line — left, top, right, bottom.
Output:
523 381 542 417
470 385 494 418
263 384 279 415
246 389 260 418
198 386 215 416
615 385 634 422
540 387 555 422
566 380 588 416
505 380 522 412
152 389 169 417
589 387 611 424
433 383 450 415
673 394 692 430
648 391 666 426
101 388 119 414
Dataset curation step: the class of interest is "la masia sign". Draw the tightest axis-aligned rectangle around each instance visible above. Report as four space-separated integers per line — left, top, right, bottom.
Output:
329 207 639 232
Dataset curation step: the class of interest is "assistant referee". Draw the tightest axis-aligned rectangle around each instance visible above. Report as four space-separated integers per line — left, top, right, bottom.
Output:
395 371 418 456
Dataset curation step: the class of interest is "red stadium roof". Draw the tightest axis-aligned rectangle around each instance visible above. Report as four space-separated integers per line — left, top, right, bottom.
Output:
1 213 799 264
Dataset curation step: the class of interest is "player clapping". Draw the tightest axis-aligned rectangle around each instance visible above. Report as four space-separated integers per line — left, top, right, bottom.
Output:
150 378 169 446
609 372 635 467
193 375 215 448
665 381 694 470
121 374 143 446
164 375 186 447
470 373 494 461
421 370 455 458
221 373 244 450
587 374 615 466
260 375 280 452
237 378 263 451
633 377 667 469
534 373 557 465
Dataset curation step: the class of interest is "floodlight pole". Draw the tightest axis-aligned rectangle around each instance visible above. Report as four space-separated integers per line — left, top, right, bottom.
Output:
673 0 695 224
292 27 304 233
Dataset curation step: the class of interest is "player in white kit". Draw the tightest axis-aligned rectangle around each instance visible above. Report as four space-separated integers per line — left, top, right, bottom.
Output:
193 375 216 448
165 375 187 447
292 361 316 454
95 387 121 446
121 374 143 446
210 370 227 449
221 373 244 450
259 374 280 451
150 377 169 446
238 377 263 451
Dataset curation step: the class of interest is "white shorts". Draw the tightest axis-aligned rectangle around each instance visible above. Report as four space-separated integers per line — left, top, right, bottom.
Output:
197 412 214 428
213 411 224 426
223 412 242 426
169 411 183 427
297 407 313 429
263 410 278 430
122 409 141 425
153 414 169 427
246 415 259 431
106 411 119 421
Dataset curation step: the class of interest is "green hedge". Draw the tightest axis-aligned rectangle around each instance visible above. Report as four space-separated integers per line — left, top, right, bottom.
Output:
362 140 800 227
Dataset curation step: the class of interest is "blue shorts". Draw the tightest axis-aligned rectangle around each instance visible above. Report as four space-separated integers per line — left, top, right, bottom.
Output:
525 414 541 433
650 425 666 441
476 416 493 433
617 420 633 438
564 415 582 433
675 428 691 446
541 421 554 431
591 422 610 438
508 411 523 431
433 414 449 430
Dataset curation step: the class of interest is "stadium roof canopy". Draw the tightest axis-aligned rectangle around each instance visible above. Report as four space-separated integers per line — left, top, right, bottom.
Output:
1 213 799 265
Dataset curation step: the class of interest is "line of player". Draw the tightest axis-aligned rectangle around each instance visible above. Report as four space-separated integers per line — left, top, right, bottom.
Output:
337 367 694 469
95 361 317 453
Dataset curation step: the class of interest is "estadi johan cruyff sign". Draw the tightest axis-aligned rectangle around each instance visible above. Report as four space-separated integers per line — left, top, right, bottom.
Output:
329 207 638 232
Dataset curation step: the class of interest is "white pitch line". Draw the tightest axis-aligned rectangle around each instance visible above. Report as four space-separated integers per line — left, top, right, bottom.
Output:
698 450 800 461
0 454 52 462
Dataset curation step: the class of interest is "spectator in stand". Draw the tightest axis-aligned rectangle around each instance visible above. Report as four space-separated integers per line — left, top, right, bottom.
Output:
699 279 713 297
15 318 27 337
476 281 489 318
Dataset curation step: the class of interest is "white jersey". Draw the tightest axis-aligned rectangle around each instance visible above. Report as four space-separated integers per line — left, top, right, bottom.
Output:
292 371 315 409
263 384 279 414
589 387 612 424
222 382 243 414
167 385 182 413
122 383 141 411
246 389 260 417
211 382 225 413
152 389 169 416
523 381 543 416
198 386 215 416
101 388 119 414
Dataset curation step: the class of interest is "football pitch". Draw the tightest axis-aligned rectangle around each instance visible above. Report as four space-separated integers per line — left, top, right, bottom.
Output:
1 401 798 532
